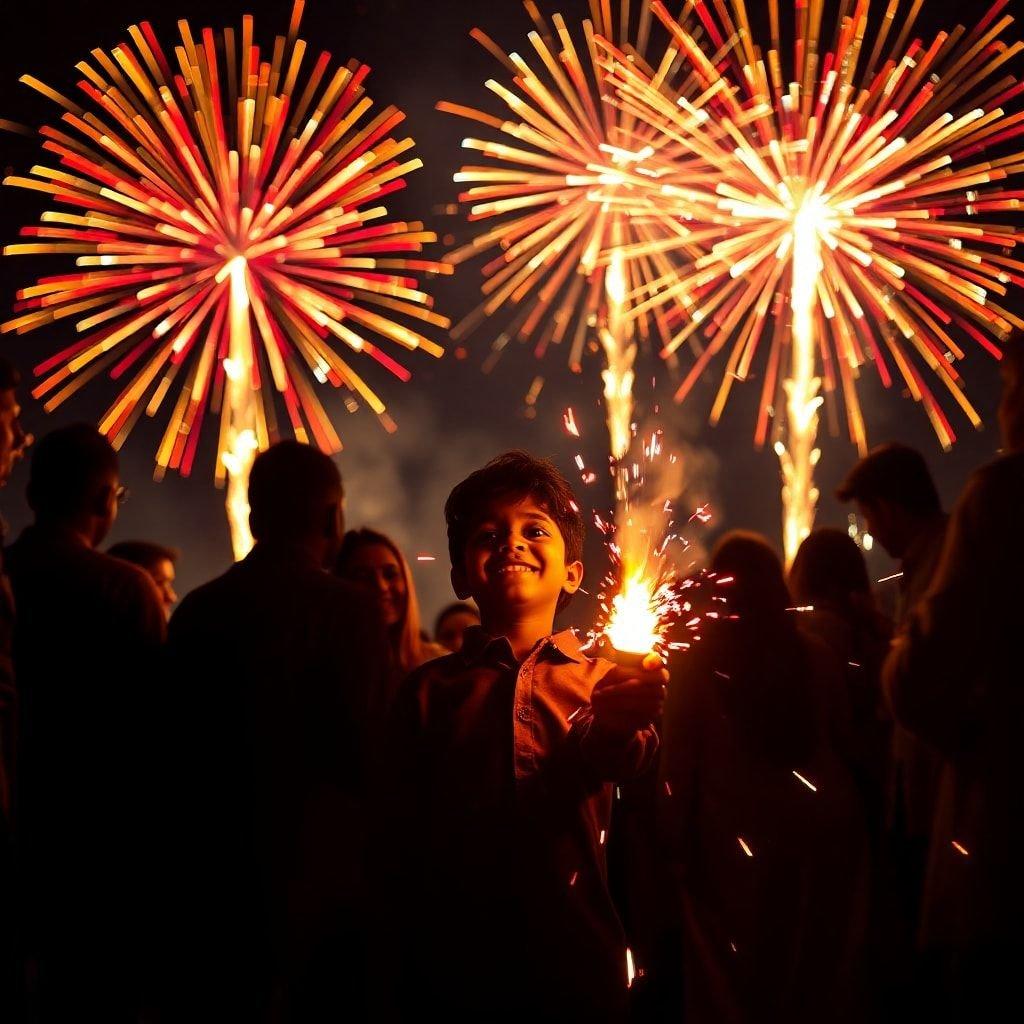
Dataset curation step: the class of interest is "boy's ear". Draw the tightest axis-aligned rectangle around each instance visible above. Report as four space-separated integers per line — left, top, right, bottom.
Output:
451 565 472 601
562 559 584 595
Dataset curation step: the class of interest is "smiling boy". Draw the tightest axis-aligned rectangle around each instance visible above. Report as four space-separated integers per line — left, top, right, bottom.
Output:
384 451 665 1021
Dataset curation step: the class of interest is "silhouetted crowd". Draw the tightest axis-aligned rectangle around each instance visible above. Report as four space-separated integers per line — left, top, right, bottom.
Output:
0 335 1021 1023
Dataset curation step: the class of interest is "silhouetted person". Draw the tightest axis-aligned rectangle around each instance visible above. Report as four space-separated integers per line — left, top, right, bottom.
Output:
884 334 1024 1020
165 441 385 1021
109 539 179 618
433 601 480 653
5 424 165 1022
0 357 28 1020
837 443 947 621
837 442 947 959
790 528 893 817
661 532 868 1023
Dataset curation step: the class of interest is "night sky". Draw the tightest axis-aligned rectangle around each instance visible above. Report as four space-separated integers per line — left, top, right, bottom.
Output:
1 0 1019 628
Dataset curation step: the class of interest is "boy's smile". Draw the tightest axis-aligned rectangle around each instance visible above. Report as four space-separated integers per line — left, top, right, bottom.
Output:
454 496 582 618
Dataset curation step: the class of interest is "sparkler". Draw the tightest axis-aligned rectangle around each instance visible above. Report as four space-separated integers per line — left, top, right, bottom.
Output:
439 0 699 464
602 0 1024 563
2 0 449 559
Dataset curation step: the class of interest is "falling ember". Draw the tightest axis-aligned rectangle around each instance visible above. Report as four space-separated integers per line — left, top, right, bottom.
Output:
599 0 1024 563
737 836 754 858
2 1 448 559
416 555 437 562
877 572 905 584
626 948 636 989
951 841 970 857
563 407 581 438
792 771 818 793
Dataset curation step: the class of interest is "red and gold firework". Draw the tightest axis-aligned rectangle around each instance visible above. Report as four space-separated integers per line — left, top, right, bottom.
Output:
439 0 698 463
2 0 449 558
601 0 1024 563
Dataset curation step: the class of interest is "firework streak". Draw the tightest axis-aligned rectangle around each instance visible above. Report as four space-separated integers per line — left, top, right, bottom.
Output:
599 0 1024 562
2 0 449 557
439 0 706 463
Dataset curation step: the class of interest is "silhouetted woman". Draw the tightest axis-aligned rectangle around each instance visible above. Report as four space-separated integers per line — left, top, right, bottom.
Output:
661 531 869 1023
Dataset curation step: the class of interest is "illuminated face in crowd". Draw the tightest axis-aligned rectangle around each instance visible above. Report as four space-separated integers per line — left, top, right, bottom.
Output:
345 542 408 628
455 497 582 621
148 558 178 618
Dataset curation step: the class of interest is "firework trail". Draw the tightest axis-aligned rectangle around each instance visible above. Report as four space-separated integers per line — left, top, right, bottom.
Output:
3 0 449 557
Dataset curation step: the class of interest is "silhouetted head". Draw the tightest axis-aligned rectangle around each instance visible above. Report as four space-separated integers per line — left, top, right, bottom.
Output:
27 424 122 546
789 528 872 612
109 540 179 616
0 357 28 487
434 601 480 653
248 441 344 565
836 443 941 558
710 530 791 622
999 332 1024 453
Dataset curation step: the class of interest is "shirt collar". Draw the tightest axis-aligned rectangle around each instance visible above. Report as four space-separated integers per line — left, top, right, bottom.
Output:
460 626 584 668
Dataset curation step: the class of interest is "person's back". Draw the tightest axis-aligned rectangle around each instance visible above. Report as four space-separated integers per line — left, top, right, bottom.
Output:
5 425 165 1021
662 533 868 1024
884 336 1024 1016
165 441 385 1021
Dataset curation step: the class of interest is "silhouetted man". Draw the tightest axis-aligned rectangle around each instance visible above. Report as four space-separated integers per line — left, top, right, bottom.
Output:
5 424 165 1022
885 335 1024 1019
109 539 179 618
837 443 947 621
166 441 385 1021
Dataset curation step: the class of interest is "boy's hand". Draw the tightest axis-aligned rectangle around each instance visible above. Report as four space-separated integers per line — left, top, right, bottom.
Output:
590 661 668 736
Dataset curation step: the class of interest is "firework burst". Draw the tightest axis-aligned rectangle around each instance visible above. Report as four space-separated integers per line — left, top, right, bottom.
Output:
601 0 1024 562
2 0 449 558
439 0 701 463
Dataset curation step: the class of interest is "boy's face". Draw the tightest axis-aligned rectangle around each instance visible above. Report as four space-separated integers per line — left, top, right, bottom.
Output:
453 495 583 623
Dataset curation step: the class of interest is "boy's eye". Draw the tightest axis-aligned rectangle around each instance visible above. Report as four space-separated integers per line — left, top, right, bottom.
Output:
525 526 548 538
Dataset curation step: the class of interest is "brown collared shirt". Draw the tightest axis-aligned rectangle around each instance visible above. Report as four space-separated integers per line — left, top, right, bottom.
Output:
382 626 657 1020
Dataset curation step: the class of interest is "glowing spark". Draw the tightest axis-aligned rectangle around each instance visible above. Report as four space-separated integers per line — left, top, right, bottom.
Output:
952 841 970 857
416 555 436 562
563 407 581 437
792 771 818 793
877 572 905 584
737 836 754 858
626 948 636 989
2 1 448 559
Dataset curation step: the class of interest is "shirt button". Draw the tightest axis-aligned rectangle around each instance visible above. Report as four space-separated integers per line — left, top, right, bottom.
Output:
516 705 531 722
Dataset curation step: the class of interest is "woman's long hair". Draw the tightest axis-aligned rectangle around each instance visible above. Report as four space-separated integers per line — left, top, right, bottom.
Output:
708 531 817 767
336 528 432 675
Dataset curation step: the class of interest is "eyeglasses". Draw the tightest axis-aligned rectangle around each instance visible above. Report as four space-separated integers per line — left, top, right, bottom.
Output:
115 485 130 506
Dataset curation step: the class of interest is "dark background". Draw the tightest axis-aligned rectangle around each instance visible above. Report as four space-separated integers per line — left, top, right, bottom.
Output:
0 0 1019 626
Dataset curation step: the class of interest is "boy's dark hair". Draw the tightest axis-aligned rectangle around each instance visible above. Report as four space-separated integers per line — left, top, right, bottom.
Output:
0 357 20 392
28 424 118 519
445 448 585 570
835 442 941 516
248 441 342 541
109 540 179 571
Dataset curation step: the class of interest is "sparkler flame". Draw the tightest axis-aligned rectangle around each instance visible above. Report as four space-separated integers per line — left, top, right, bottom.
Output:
605 566 662 656
2 1 448 559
